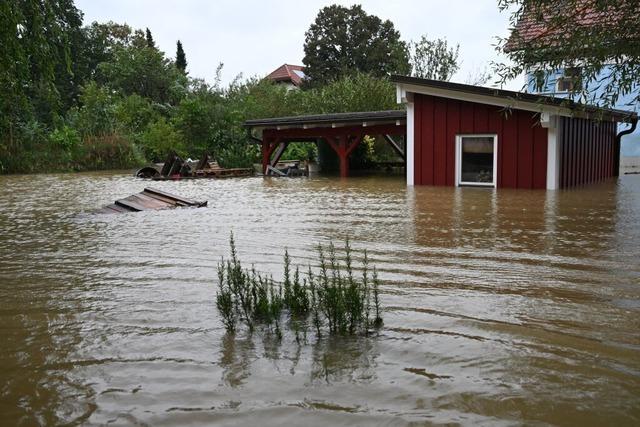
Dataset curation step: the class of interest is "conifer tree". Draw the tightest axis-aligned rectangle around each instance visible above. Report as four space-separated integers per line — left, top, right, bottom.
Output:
176 40 187 73
145 28 154 48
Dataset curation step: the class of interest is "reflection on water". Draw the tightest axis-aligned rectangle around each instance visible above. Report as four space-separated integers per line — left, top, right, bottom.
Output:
0 171 639 426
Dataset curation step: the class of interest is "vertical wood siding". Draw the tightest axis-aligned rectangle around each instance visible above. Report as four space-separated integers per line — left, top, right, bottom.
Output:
413 94 548 189
559 117 617 188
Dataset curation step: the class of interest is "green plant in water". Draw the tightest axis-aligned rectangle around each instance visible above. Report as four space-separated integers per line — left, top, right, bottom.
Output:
215 233 383 336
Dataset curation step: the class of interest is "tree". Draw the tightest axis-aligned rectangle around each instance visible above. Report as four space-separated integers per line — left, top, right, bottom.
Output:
302 5 410 87
176 40 187 73
410 35 460 81
80 21 135 84
496 0 640 108
465 65 493 86
145 27 154 48
0 0 83 160
97 43 187 104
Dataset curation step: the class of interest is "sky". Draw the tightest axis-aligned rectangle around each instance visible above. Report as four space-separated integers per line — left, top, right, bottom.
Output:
75 0 522 90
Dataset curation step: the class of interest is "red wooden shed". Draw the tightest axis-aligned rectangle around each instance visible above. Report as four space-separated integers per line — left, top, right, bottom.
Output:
392 76 637 189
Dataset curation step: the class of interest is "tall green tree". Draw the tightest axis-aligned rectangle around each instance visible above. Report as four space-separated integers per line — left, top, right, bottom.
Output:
302 5 410 87
410 35 460 81
97 43 187 105
145 27 154 48
176 40 187 73
0 0 83 154
496 0 640 107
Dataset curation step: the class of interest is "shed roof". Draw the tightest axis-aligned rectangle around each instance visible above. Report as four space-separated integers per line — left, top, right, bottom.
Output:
245 110 406 129
392 75 637 123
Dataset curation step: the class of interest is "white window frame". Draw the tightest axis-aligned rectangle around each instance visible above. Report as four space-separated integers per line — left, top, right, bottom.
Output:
455 134 498 188
555 67 582 93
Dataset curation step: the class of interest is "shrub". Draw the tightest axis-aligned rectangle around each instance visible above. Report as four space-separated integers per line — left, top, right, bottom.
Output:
215 233 383 336
139 118 186 162
77 133 145 170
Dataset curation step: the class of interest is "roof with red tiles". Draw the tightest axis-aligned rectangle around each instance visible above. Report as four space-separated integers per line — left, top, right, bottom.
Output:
504 1 632 52
266 64 306 86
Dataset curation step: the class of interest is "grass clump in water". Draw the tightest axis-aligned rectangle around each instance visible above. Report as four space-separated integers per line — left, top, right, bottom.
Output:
216 233 383 336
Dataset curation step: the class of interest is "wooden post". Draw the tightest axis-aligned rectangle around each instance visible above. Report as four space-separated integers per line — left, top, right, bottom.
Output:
262 139 279 175
324 133 364 178
338 136 349 178
261 140 271 175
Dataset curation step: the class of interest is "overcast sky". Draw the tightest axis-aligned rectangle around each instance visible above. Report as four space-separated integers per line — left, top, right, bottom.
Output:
75 0 522 90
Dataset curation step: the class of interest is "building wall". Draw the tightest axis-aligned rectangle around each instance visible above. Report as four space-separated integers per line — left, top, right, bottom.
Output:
526 67 639 157
559 117 618 188
413 94 548 189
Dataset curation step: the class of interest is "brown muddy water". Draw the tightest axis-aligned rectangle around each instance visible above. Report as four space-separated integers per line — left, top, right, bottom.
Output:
0 171 639 426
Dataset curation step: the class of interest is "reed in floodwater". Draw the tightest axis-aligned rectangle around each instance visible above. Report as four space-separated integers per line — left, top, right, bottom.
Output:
216 233 383 336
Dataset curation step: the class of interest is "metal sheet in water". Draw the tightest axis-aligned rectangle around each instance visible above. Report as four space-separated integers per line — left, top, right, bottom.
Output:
0 171 639 426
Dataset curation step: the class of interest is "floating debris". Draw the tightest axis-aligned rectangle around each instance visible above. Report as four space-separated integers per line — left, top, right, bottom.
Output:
95 187 207 214
135 152 253 181
265 160 309 177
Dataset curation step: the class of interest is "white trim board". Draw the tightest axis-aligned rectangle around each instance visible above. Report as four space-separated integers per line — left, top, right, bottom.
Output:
406 102 415 186
543 114 562 190
397 83 581 119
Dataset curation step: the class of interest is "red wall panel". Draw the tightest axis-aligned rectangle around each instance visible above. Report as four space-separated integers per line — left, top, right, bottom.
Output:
413 94 548 189
516 112 534 188
445 100 460 186
533 122 548 189
433 100 448 185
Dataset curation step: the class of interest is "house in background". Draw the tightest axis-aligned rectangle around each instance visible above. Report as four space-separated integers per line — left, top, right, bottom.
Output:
505 3 640 158
265 64 306 90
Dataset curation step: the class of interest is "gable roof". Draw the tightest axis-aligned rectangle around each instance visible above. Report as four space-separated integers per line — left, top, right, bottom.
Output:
504 0 637 52
392 75 637 123
266 64 306 86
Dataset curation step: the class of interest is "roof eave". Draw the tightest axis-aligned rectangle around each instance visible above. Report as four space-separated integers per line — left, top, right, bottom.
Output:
391 75 636 123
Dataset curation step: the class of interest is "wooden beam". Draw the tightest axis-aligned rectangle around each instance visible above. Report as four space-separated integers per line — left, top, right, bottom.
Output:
383 134 406 161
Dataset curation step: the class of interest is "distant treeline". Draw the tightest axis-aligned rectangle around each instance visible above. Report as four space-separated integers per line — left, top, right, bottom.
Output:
0 2 460 174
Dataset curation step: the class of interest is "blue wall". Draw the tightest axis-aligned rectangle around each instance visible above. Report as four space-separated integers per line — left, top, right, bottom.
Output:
525 67 639 157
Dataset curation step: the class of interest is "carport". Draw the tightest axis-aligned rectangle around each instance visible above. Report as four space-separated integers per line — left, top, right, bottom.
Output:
245 110 407 177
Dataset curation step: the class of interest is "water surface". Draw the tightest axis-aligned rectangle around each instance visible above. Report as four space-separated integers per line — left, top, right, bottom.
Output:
0 172 639 426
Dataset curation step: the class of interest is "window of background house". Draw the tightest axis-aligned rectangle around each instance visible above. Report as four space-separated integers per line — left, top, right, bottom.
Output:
556 67 582 92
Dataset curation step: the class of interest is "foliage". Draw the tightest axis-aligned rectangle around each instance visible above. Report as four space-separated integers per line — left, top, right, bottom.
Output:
216 234 384 336
496 0 640 107
172 85 225 156
70 82 118 137
302 72 399 114
48 124 82 167
77 133 144 170
302 5 410 87
97 44 187 105
0 1 405 174
410 35 460 81
139 118 186 162
216 129 259 169
281 143 317 161
0 0 83 170
113 94 159 135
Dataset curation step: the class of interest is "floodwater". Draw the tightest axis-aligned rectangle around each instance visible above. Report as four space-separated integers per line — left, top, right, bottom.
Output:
0 171 639 427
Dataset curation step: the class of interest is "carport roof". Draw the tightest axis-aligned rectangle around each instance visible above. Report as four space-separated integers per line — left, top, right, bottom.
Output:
244 110 406 129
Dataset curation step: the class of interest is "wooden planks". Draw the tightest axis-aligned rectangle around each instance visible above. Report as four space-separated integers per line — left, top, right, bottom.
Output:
95 187 207 214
